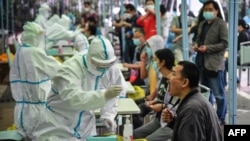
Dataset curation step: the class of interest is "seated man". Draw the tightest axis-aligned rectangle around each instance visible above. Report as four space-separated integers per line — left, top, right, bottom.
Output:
133 48 180 141
162 61 222 141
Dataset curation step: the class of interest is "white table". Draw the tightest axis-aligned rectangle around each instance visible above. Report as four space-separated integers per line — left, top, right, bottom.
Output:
116 63 128 71
126 81 135 94
94 98 140 115
94 98 140 135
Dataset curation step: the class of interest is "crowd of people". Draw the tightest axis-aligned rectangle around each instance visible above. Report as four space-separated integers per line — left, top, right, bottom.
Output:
7 0 248 140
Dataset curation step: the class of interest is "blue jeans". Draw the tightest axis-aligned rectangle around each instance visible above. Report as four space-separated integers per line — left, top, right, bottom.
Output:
199 67 227 123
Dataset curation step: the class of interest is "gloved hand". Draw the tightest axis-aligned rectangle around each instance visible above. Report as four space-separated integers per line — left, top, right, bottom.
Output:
104 85 123 100
102 118 117 133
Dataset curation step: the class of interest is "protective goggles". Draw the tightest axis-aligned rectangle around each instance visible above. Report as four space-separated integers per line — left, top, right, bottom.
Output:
91 56 117 68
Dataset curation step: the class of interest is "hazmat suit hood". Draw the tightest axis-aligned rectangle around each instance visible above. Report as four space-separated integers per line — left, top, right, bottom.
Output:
21 22 44 47
38 3 51 19
86 36 116 76
147 35 165 57
74 33 89 52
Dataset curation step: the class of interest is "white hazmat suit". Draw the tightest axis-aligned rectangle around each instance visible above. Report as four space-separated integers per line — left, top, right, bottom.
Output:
45 14 82 49
9 22 61 138
34 3 51 30
33 36 127 141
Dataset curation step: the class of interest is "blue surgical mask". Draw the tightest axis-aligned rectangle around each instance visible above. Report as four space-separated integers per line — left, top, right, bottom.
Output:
203 11 214 21
199 0 206 4
152 61 159 73
133 38 140 46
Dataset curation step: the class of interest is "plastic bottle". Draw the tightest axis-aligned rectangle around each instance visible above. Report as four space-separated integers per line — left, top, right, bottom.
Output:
123 115 133 141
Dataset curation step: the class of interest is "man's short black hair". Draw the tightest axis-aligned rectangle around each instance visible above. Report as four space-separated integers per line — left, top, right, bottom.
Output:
87 17 97 25
155 48 175 70
178 61 199 89
84 1 91 5
88 24 97 36
134 27 145 36
125 4 136 11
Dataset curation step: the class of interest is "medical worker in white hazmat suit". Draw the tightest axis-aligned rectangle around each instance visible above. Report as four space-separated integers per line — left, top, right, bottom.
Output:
45 14 83 49
34 3 51 30
9 22 61 139
34 36 127 140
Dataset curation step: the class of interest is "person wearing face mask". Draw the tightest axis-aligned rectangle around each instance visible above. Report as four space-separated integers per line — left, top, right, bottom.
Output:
133 48 180 141
136 0 157 40
45 14 84 49
9 22 61 139
34 3 51 30
32 36 127 140
123 28 148 87
81 1 97 24
112 4 141 63
192 1 228 127
84 24 97 44
140 35 165 102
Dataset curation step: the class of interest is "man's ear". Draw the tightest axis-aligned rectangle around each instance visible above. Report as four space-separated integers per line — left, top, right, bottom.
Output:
182 78 189 88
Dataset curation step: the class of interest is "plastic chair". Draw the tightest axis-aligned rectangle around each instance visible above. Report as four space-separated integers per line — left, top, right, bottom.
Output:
199 84 210 100
239 41 250 85
0 130 23 141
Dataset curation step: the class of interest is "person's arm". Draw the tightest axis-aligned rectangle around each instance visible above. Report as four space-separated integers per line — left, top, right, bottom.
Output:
51 60 107 111
123 62 141 69
112 21 123 27
170 17 182 34
139 52 149 79
31 48 61 78
100 66 127 121
136 13 149 27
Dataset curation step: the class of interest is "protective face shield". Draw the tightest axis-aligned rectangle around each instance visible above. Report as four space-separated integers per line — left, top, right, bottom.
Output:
86 36 116 76
203 11 215 21
57 14 71 30
74 33 89 52
21 22 44 47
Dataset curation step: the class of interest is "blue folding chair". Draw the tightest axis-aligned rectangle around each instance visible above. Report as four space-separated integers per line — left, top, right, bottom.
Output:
0 130 23 141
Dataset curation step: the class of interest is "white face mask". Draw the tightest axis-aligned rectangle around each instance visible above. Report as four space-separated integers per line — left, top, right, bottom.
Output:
84 7 90 12
146 5 155 11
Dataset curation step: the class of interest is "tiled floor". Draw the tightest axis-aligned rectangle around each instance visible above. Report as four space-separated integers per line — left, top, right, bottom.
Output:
0 101 15 130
